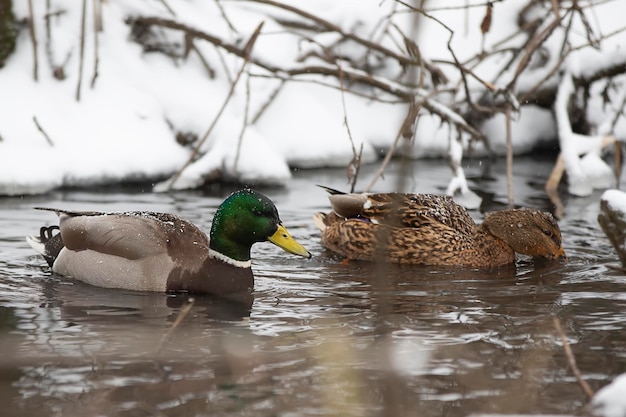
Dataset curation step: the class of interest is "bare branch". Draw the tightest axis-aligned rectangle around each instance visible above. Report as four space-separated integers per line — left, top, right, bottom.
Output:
90 0 102 88
422 0 505 12
233 72 252 175
249 0 420 68
157 0 176 16
506 12 565 91
505 104 514 207
553 317 595 400
364 100 420 192
27 0 38 81
163 21 264 190
156 298 195 355
75 0 87 101
250 79 285 124
337 58 361 192
44 0 66 80
32 116 54 147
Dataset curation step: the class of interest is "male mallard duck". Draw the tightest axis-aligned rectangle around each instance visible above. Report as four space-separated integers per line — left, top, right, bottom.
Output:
27 189 311 296
313 188 566 268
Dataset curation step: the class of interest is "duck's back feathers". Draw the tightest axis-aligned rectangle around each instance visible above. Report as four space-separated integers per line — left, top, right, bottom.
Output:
56 210 209 261
316 188 566 268
28 208 253 295
325 191 475 232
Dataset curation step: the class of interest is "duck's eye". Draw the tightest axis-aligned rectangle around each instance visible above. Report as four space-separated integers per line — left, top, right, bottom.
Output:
253 209 266 217
543 229 561 246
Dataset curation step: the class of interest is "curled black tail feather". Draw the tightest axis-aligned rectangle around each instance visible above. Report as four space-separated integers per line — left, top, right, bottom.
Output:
316 185 346 195
31 226 64 268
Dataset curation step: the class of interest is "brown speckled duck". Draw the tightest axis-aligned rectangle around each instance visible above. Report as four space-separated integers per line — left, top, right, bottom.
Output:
27 189 311 297
313 187 566 268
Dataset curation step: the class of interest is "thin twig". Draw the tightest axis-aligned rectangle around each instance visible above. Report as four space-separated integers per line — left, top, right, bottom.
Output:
250 79 285 124
250 72 407 104
550 0 560 20
396 0 495 119
159 0 216 79
43 9 67 20
156 298 195 354
559 6 575 58
473 10 546 91
249 0 420 68
164 22 264 190
553 317 595 400
490 15 542 50
545 153 564 193
214 0 238 33
42 6 67 80
505 104 514 207
572 1 600 48
90 0 101 88
421 0 504 12
392 22 427 88
517 46 571 105
615 142 622 189
158 0 176 16
463 0 469 36
337 58 361 192
364 100 420 192
364 4 397 69
506 11 565 91
76 0 87 101
233 72 252 175
214 43 233 84
190 42 216 79
32 116 54 147
349 144 363 193
44 0 55 77
27 0 38 81
609 87 626 133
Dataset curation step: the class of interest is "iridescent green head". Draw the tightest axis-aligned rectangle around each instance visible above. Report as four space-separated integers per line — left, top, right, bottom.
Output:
209 189 311 262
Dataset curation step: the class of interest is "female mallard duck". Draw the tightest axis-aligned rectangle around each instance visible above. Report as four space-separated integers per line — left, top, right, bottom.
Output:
313 188 566 268
27 189 311 296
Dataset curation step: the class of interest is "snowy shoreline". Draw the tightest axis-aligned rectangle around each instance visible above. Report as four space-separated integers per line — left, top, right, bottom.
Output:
1 1 625 196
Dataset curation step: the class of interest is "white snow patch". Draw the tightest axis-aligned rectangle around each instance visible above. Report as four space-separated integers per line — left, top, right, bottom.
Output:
555 72 615 196
601 190 626 215
592 373 626 417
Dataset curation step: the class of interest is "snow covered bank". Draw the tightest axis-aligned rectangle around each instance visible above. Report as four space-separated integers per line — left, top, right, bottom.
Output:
1 1 626 195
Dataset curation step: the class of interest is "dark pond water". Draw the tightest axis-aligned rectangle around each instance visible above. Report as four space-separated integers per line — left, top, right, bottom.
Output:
0 157 625 417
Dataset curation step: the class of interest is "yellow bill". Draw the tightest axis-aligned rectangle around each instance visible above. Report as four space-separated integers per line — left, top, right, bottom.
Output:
269 223 312 258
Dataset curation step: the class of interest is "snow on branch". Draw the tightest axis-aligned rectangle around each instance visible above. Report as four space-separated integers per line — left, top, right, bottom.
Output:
547 71 616 197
